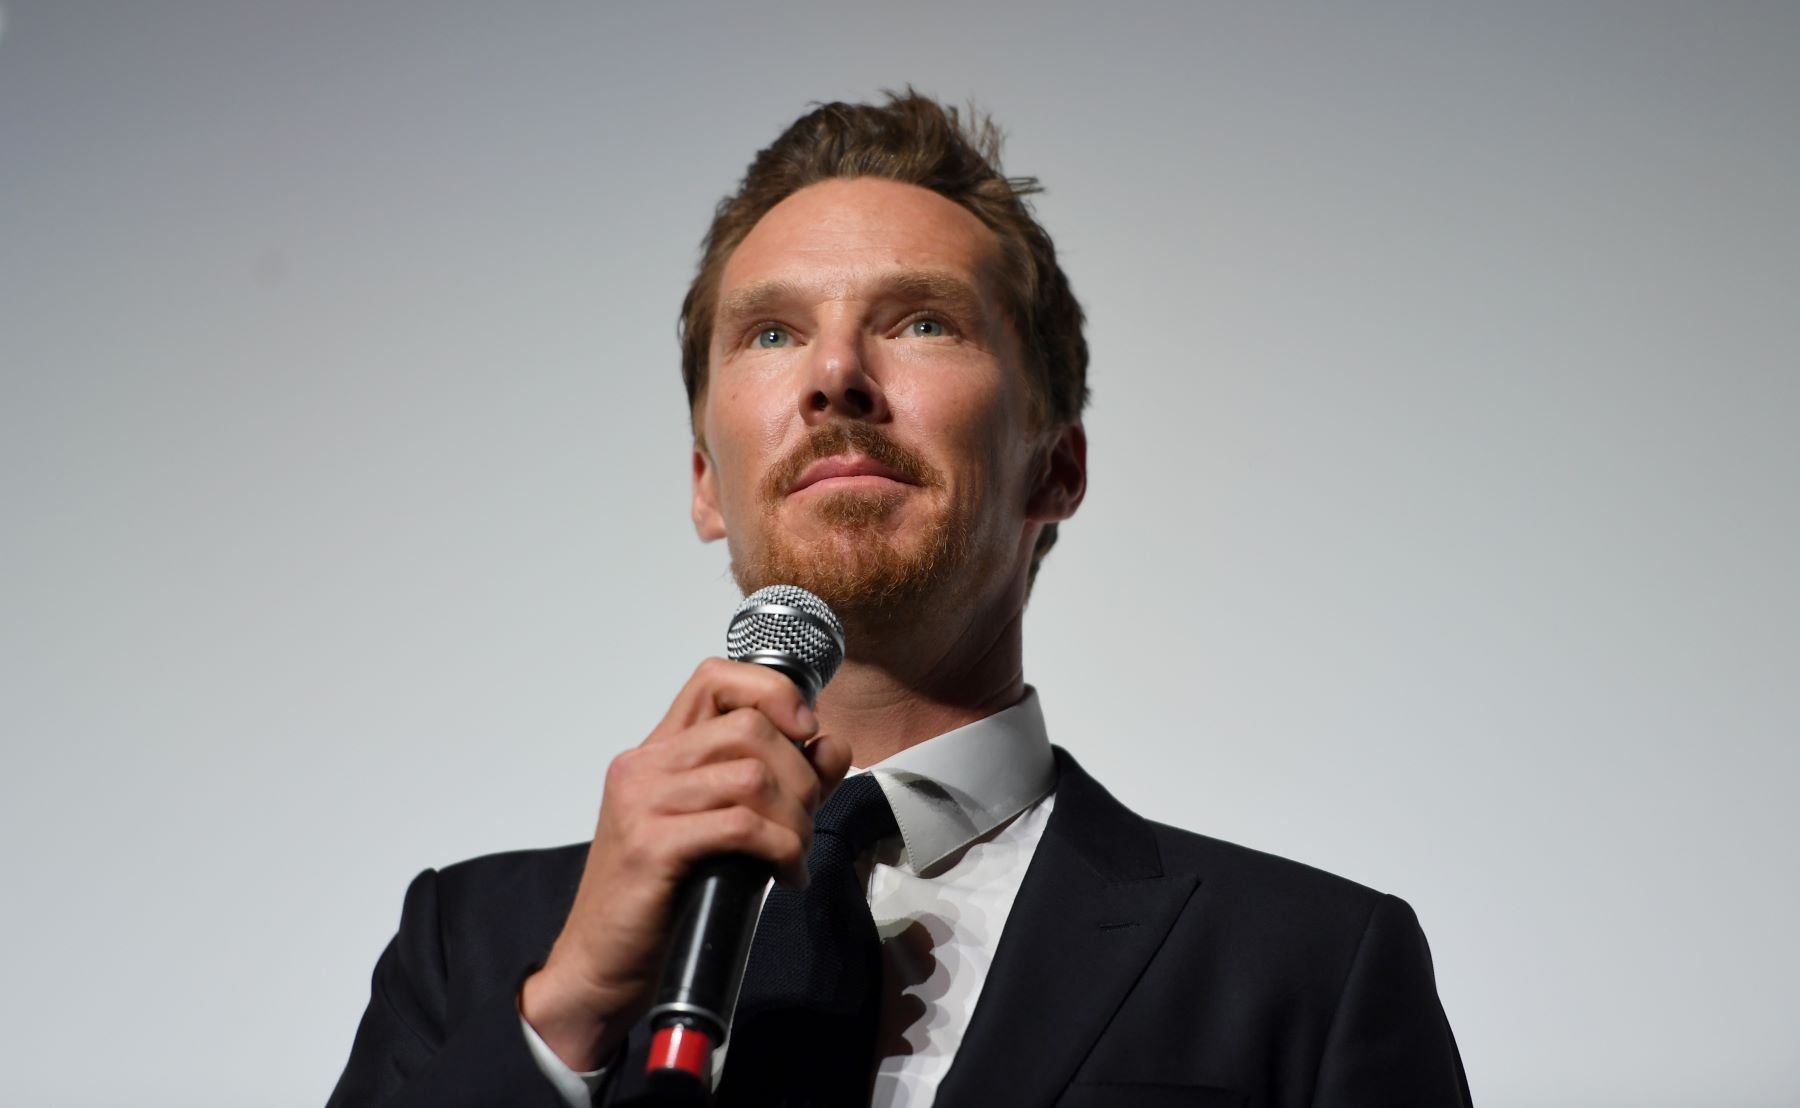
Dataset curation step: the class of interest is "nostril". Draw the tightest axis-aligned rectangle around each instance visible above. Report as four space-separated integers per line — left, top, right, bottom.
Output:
809 390 830 411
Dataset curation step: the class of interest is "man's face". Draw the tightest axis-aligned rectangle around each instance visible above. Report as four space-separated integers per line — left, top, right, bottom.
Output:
690 177 1081 624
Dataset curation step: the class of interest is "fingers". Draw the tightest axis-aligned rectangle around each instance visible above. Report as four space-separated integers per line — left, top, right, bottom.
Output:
527 658 846 1059
655 657 819 744
650 660 843 820
601 656 856 888
601 751 816 886
665 806 811 889
801 732 853 795
622 727 841 887
655 756 813 837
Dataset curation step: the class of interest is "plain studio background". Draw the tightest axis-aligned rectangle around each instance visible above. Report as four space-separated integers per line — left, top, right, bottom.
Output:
1 3 1796 1106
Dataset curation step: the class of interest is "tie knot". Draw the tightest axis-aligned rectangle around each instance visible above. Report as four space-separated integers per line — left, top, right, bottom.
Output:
815 774 897 855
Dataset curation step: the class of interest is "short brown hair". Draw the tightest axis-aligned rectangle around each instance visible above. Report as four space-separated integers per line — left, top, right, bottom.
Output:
679 90 1089 582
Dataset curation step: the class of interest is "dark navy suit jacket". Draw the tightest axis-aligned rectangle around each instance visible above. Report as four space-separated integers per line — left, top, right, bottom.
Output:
326 750 1472 1107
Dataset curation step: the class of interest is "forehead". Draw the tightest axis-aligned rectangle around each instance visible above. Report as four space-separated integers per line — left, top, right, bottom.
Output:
717 178 1008 310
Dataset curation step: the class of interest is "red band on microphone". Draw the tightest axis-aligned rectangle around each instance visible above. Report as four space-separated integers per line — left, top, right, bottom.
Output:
647 1024 713 1080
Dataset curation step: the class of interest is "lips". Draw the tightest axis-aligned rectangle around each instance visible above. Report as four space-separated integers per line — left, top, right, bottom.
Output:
788 455 917 494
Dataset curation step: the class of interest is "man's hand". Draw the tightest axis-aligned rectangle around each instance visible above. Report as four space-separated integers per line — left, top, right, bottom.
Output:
518 659 852 1071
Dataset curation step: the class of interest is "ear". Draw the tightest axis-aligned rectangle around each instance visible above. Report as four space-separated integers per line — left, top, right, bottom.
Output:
691 445 727 542
1025 422 1087 523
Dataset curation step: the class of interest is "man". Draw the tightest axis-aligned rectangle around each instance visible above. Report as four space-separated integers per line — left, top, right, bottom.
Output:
328 91 1471 1107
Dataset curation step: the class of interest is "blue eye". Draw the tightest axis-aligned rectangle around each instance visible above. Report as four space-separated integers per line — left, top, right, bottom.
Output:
755 327 791 349
910 319 946 338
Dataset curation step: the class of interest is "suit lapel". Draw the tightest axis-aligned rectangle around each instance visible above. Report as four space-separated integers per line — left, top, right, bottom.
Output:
934 749 1200 1108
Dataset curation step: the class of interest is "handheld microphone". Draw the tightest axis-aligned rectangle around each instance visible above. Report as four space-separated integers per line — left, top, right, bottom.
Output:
644 585 846 1098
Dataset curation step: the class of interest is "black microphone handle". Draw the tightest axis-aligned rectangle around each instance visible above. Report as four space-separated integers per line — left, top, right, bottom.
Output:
644 656 819 1096
648 853 768 1042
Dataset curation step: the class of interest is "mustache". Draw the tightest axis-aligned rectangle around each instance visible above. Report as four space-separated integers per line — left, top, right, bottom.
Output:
761 422 941 501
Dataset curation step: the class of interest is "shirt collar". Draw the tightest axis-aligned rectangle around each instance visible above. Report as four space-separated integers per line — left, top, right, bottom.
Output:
853 686 1055 876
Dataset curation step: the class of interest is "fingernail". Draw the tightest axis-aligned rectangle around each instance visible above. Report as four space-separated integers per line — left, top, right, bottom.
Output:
797 703 818 735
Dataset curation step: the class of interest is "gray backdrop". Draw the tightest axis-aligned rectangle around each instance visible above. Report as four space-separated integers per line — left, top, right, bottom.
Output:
2 3 1796 1106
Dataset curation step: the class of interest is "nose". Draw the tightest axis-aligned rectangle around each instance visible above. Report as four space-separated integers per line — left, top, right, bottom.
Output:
803 327 888 423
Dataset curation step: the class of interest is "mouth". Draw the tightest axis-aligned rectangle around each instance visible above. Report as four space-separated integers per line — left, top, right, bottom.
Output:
788 454 918 495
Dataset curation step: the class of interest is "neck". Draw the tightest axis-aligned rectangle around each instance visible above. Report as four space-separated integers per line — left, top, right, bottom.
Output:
812 589 1029 767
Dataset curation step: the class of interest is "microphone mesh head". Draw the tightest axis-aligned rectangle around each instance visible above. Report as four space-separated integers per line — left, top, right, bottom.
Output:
726 585 846 693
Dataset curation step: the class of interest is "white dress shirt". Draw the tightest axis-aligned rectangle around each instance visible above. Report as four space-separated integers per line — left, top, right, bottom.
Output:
523 688 1059 1107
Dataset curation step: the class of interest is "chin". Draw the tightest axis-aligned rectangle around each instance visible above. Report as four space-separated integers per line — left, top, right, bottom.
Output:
798 487 911 531
731 509 971 622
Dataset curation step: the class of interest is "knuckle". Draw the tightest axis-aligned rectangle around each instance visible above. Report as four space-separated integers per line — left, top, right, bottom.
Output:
603 750 637 790
726 707 772 744
614 828 655 871
775 827 807 869
718 806 760 845
727 758 772 799
793 768 821 810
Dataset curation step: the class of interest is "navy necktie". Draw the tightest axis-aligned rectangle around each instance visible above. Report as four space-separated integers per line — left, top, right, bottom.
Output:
714 774 898 1107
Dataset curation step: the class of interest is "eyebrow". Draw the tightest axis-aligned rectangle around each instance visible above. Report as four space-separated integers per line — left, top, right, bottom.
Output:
716 279 805 329
715 270 991 330
881 271 988 319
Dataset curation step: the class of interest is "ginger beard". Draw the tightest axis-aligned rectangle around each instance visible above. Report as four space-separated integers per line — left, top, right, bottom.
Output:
728 422 977 624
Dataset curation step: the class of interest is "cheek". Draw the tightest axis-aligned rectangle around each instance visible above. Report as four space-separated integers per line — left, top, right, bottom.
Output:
729 379 796 455
705 402 806 532
938 400 1031 508
708 385 788 473
699 409 751 523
